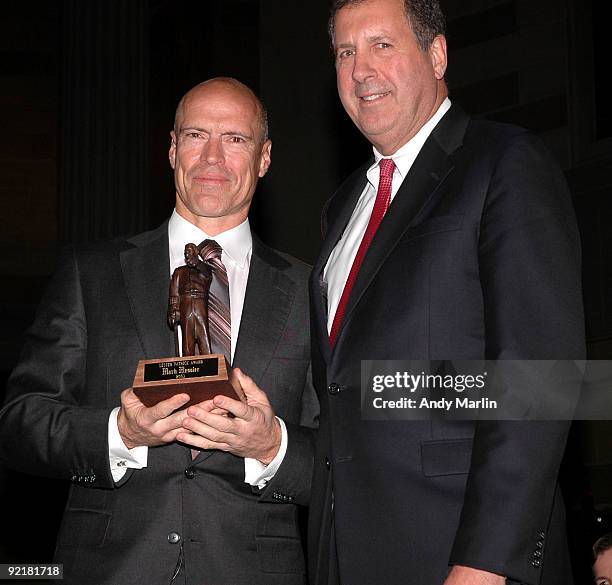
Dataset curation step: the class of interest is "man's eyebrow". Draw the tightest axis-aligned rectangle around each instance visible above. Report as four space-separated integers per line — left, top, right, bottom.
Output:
221 131 253 140
335 33 391 50
367 33 392 43
178 127 253 140
178 126 208 134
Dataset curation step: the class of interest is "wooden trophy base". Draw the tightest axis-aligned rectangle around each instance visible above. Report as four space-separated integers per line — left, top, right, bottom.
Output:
132 354 245 408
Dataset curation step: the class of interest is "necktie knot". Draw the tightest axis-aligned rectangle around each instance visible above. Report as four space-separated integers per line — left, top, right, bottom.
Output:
198 239 228 288
198 239 223 262
379 158 395 181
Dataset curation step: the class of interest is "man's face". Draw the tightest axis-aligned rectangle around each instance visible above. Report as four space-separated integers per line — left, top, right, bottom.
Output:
169 81 271 235
595 548 612 585
333 0 447 155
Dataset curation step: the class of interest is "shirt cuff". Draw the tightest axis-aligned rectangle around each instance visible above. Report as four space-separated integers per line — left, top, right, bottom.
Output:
244 417 287 489
108 407 148 482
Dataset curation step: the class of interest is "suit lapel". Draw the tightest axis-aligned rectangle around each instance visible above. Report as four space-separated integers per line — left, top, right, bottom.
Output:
121 222 175 360
331 105 470 353
310 162 371 362
233 236 294 387
313 162 372 279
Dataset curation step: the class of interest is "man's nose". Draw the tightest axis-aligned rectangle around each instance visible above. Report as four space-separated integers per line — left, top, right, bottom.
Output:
352 50 376 84
200 137 224 164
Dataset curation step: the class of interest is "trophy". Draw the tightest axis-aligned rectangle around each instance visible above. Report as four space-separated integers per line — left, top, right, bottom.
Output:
132 243 244 408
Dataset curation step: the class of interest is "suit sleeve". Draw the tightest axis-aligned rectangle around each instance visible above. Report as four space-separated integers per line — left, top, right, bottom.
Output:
0 246 115 489
259 364 319 507
448 133 585 582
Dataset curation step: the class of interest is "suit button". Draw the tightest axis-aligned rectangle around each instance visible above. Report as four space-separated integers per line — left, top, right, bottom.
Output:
184 467 196 479
536 540 544 549
532 559 541 568
533 550 542 558
167 532 181 545
538 530 545 539
328 383 340 395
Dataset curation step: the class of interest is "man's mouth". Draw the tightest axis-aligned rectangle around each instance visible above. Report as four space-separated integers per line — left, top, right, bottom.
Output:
359 92 390 102
193 175 228 183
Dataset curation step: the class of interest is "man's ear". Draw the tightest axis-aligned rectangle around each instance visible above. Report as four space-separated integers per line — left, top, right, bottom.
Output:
258 139 272 178
169 131 177 170
430 34 448 80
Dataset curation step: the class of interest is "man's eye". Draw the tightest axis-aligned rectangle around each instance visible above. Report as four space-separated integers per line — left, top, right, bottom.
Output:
337 49 355 60
377 42 391 49
228 136 246 143
186 132 203 139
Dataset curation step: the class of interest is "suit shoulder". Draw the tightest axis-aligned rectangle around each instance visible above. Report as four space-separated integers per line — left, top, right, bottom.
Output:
462 119 553 158
273 249 312 277
464 119 529 148
459 119 561 180
252 237 311 281
72 223 167 265
263 248 312 281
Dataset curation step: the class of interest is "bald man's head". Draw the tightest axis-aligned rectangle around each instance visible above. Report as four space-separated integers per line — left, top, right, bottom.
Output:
168 77 273 235
174 78 269 145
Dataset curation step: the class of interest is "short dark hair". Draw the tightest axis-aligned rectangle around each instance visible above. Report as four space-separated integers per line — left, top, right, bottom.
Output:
594 532 612 562
328 0 446 52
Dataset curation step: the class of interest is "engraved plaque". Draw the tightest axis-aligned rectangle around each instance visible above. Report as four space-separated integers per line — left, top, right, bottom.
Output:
133 354 245 408
143 357 218 382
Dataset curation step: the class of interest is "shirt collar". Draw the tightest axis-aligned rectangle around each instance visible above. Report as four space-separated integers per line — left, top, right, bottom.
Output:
168 209 252 271
370 97 452 181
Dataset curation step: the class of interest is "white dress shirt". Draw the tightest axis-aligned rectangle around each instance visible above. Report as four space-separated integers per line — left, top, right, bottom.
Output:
108 210 288 487
324 98 452 332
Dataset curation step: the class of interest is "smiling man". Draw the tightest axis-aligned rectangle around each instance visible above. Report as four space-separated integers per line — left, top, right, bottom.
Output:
308 1 585 584
169 80 271 230
594 534 612 585
0 78 317 585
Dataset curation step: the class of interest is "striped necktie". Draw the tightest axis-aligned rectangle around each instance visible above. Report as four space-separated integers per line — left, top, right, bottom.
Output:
198 240 232 363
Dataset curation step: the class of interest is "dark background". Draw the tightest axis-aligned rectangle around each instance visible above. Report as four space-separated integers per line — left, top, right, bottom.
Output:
1 1 611 583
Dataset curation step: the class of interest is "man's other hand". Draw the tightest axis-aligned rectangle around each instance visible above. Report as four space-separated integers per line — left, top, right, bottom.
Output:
117 388 190 449
177 368 282 464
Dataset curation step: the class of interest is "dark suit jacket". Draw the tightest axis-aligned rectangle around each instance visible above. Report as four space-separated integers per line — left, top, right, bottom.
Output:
0 222 318 585
308 106 585 585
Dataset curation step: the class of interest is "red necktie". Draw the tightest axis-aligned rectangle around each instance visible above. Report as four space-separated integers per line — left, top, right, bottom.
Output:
329 158 395 348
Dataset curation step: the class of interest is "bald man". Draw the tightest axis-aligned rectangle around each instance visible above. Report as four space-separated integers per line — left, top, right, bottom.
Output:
0 78 317 585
